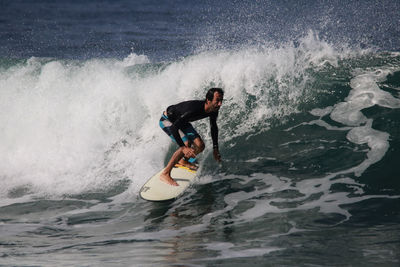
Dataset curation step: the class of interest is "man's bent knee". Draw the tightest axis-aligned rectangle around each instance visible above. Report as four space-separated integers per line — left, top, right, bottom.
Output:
193 140 205 154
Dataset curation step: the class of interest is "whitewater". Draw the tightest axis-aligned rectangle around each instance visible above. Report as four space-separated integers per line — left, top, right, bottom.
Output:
0 33 336 198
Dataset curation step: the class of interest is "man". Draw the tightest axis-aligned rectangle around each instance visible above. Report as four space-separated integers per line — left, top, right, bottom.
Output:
159 88 224 186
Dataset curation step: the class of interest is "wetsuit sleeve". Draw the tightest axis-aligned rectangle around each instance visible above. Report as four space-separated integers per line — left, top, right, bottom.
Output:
210 113 219 148
170 112 191 147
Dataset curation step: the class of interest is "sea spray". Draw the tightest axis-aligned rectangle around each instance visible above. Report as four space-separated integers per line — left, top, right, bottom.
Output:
0 36 376 198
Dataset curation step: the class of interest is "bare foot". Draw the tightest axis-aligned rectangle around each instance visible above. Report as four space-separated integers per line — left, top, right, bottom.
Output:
177 159 198 170
159 173 179 186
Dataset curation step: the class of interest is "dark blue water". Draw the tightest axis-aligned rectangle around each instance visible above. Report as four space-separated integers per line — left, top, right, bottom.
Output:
1 1 400 266
2 0 400 60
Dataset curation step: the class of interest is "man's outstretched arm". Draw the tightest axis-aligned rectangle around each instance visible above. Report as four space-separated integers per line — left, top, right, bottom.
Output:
210 114 221 162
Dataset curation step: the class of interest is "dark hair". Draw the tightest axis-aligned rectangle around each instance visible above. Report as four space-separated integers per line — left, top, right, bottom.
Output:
206 88 224 101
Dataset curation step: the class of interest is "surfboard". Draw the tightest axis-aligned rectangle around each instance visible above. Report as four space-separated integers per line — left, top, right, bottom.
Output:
139 164 197 201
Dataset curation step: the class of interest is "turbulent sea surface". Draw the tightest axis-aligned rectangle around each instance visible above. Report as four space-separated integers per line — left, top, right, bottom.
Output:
1 1 400 266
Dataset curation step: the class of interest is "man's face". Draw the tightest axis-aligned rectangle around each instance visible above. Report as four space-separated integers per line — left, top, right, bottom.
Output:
210 92 223 112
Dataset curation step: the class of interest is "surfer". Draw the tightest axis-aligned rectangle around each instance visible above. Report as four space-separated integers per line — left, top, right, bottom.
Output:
159 88 224 186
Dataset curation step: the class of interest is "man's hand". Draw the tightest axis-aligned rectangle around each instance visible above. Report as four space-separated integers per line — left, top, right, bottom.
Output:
182 146 196 159
213 147 222 162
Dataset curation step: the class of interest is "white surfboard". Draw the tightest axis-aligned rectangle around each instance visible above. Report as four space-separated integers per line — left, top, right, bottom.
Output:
139 164 197 201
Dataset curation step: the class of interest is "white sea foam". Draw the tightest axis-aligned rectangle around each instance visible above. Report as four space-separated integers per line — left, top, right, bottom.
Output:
212 170 396 229
204 242 283 259
0 35 349 199
310 67 400 177
119 53 150 67
0 56 165 198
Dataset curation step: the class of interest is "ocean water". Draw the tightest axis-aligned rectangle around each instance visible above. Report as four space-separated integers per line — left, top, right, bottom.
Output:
1 0 400 266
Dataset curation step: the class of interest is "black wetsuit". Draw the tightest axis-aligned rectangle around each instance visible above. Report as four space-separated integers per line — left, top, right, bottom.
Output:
166 100 219 148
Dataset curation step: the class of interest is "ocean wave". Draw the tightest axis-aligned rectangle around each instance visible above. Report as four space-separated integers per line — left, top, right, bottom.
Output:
0 35 399 200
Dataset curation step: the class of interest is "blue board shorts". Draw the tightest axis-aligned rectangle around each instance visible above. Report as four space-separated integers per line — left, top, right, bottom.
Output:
159 113 200 144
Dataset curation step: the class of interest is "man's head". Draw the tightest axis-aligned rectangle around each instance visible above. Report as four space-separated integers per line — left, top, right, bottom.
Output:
205 88 224 112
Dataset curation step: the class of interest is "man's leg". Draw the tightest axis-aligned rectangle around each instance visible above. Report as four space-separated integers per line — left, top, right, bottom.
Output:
159 117 204 185
160 147 185 186
175 123 204 168
192 137 205 154
160 137 205 186
177 137 204 169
